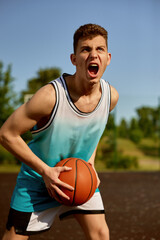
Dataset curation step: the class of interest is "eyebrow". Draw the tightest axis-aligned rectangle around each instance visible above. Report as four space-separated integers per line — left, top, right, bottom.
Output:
97 45 106 48
80 44 106 49
80 45 91 49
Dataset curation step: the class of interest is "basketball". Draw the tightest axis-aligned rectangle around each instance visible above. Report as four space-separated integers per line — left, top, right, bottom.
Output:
56 158 97 206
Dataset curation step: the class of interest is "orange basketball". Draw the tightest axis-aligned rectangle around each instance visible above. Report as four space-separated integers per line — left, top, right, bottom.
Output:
56 158 97 206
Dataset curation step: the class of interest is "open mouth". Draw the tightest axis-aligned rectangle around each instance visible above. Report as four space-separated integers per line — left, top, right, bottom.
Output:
88 64 99 76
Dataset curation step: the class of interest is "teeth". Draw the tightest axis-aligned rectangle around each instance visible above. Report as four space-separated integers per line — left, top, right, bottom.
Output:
88 63 99 75
90 64 98 67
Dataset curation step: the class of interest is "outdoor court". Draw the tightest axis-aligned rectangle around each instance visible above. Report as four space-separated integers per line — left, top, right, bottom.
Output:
0 172 160 240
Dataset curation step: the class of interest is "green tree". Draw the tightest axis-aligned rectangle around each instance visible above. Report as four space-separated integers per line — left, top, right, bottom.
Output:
136 107 155 137
107 113 115 130
0 61 16 127
128 118 143 143
20 67 61 103
152 106 160 137
118 118 128 138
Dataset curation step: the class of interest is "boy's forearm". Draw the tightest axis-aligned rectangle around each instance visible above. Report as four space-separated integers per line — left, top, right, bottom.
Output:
0 133 48 176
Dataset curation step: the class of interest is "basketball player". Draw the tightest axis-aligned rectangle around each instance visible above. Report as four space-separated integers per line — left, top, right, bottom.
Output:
0 24 119 240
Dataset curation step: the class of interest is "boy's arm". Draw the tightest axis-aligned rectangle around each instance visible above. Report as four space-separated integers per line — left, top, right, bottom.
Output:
0 84 73 202
88 146 100 187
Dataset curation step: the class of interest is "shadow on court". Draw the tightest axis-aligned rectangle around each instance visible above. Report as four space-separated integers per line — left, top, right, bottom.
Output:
0 172 160 240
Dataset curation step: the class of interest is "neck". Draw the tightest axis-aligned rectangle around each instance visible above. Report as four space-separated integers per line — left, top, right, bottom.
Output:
66 73 101 98
64 73 102 113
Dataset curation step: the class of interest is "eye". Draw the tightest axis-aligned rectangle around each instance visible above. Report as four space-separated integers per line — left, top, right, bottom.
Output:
81 47 91 52
97 47 104 52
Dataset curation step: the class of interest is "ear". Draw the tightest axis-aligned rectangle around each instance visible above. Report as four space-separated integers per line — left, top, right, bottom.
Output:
107 53 111 66
70 54 76 66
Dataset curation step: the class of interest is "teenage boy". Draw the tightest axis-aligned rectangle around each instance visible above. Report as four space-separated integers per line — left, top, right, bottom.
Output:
0 23 119 240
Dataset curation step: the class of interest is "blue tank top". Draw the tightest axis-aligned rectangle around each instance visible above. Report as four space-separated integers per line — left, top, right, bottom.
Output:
11 74 111 212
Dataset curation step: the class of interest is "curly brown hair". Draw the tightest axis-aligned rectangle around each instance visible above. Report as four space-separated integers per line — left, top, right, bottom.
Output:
73 23 108 53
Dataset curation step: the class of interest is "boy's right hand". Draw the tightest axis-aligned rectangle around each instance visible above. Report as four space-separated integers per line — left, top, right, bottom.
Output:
42 166 74 203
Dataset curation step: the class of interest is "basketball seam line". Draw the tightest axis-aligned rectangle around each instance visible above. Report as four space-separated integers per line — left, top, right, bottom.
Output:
72 159 78 206
82 161 94 202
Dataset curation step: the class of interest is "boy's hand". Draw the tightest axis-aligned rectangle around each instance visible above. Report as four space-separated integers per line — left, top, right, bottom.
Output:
42 166 74 203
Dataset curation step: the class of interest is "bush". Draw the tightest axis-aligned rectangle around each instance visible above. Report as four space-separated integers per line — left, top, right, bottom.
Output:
106 154 138 169
129 129 143 144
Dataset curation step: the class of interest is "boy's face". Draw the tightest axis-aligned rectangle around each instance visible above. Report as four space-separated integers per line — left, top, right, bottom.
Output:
71 35 111 83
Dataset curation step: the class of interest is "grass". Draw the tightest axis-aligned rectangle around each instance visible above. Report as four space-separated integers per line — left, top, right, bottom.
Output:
0 164 21 173
117 138 160 171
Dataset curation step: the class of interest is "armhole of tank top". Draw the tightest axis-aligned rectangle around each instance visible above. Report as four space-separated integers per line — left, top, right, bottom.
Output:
31 81 59 134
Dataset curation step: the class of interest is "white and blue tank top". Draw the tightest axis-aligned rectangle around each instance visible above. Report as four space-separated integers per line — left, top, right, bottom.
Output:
10 74 111 212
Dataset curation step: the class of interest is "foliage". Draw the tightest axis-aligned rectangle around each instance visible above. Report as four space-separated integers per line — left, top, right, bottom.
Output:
118 106 160 143
118 118 128 138
0 61 17 127
102 113 115 138
106 113 115 130
97 133 139 170
128 118 143 143
20 67 61 103
99 113 140 170
129 129 143 144
138 138 159 157
136 106 159 138
106 153 138 169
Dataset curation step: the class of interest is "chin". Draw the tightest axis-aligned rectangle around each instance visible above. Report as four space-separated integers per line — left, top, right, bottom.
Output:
88 74 102 82
87 77 101 86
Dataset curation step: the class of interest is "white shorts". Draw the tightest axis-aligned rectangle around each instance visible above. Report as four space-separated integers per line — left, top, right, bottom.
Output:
6 192 105 235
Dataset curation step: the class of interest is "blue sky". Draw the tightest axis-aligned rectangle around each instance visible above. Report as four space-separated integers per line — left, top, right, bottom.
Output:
0 0 160 123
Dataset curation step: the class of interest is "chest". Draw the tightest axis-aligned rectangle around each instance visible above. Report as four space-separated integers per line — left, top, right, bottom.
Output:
73 95 101 113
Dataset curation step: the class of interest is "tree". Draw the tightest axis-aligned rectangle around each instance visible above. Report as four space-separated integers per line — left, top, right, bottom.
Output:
20 67 61 103
0 61 16 127
129 118 143 143
136 107 155 137
118 118 128 138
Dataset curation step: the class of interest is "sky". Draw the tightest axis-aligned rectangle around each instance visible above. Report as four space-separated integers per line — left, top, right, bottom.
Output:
0 0 160 123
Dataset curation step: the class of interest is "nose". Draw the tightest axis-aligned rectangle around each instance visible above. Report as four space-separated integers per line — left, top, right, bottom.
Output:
89 49 98 59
